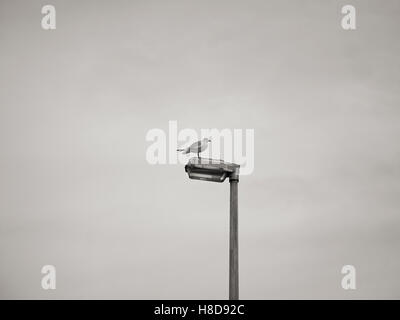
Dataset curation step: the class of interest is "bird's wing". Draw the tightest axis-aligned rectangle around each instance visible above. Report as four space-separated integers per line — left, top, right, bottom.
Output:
189 140 202 149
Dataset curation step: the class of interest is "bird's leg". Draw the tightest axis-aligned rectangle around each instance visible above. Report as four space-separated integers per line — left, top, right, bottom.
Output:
197 152 200 158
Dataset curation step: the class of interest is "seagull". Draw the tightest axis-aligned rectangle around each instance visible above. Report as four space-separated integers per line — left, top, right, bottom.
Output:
177 138 211 158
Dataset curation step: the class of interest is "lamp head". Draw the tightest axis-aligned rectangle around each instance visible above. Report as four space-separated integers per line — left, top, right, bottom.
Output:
185 158 240 183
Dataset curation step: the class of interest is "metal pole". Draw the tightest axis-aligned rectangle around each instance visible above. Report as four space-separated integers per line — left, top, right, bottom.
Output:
229 169 239 300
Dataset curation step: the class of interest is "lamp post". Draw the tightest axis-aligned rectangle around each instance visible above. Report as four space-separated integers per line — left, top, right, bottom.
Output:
185 157 240 300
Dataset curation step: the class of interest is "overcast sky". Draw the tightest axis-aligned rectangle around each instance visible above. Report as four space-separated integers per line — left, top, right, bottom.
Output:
0 0 399 299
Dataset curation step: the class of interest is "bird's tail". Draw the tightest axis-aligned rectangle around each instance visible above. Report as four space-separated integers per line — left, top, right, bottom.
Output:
177 148 189 154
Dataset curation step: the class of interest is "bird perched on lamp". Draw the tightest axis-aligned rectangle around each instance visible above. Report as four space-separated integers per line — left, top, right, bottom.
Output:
177 138 211 158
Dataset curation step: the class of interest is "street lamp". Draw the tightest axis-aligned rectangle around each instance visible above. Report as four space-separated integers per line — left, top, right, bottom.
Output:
184 157 240 300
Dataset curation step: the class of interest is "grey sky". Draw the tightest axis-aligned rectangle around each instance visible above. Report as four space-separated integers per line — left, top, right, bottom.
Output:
0 0 399 299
